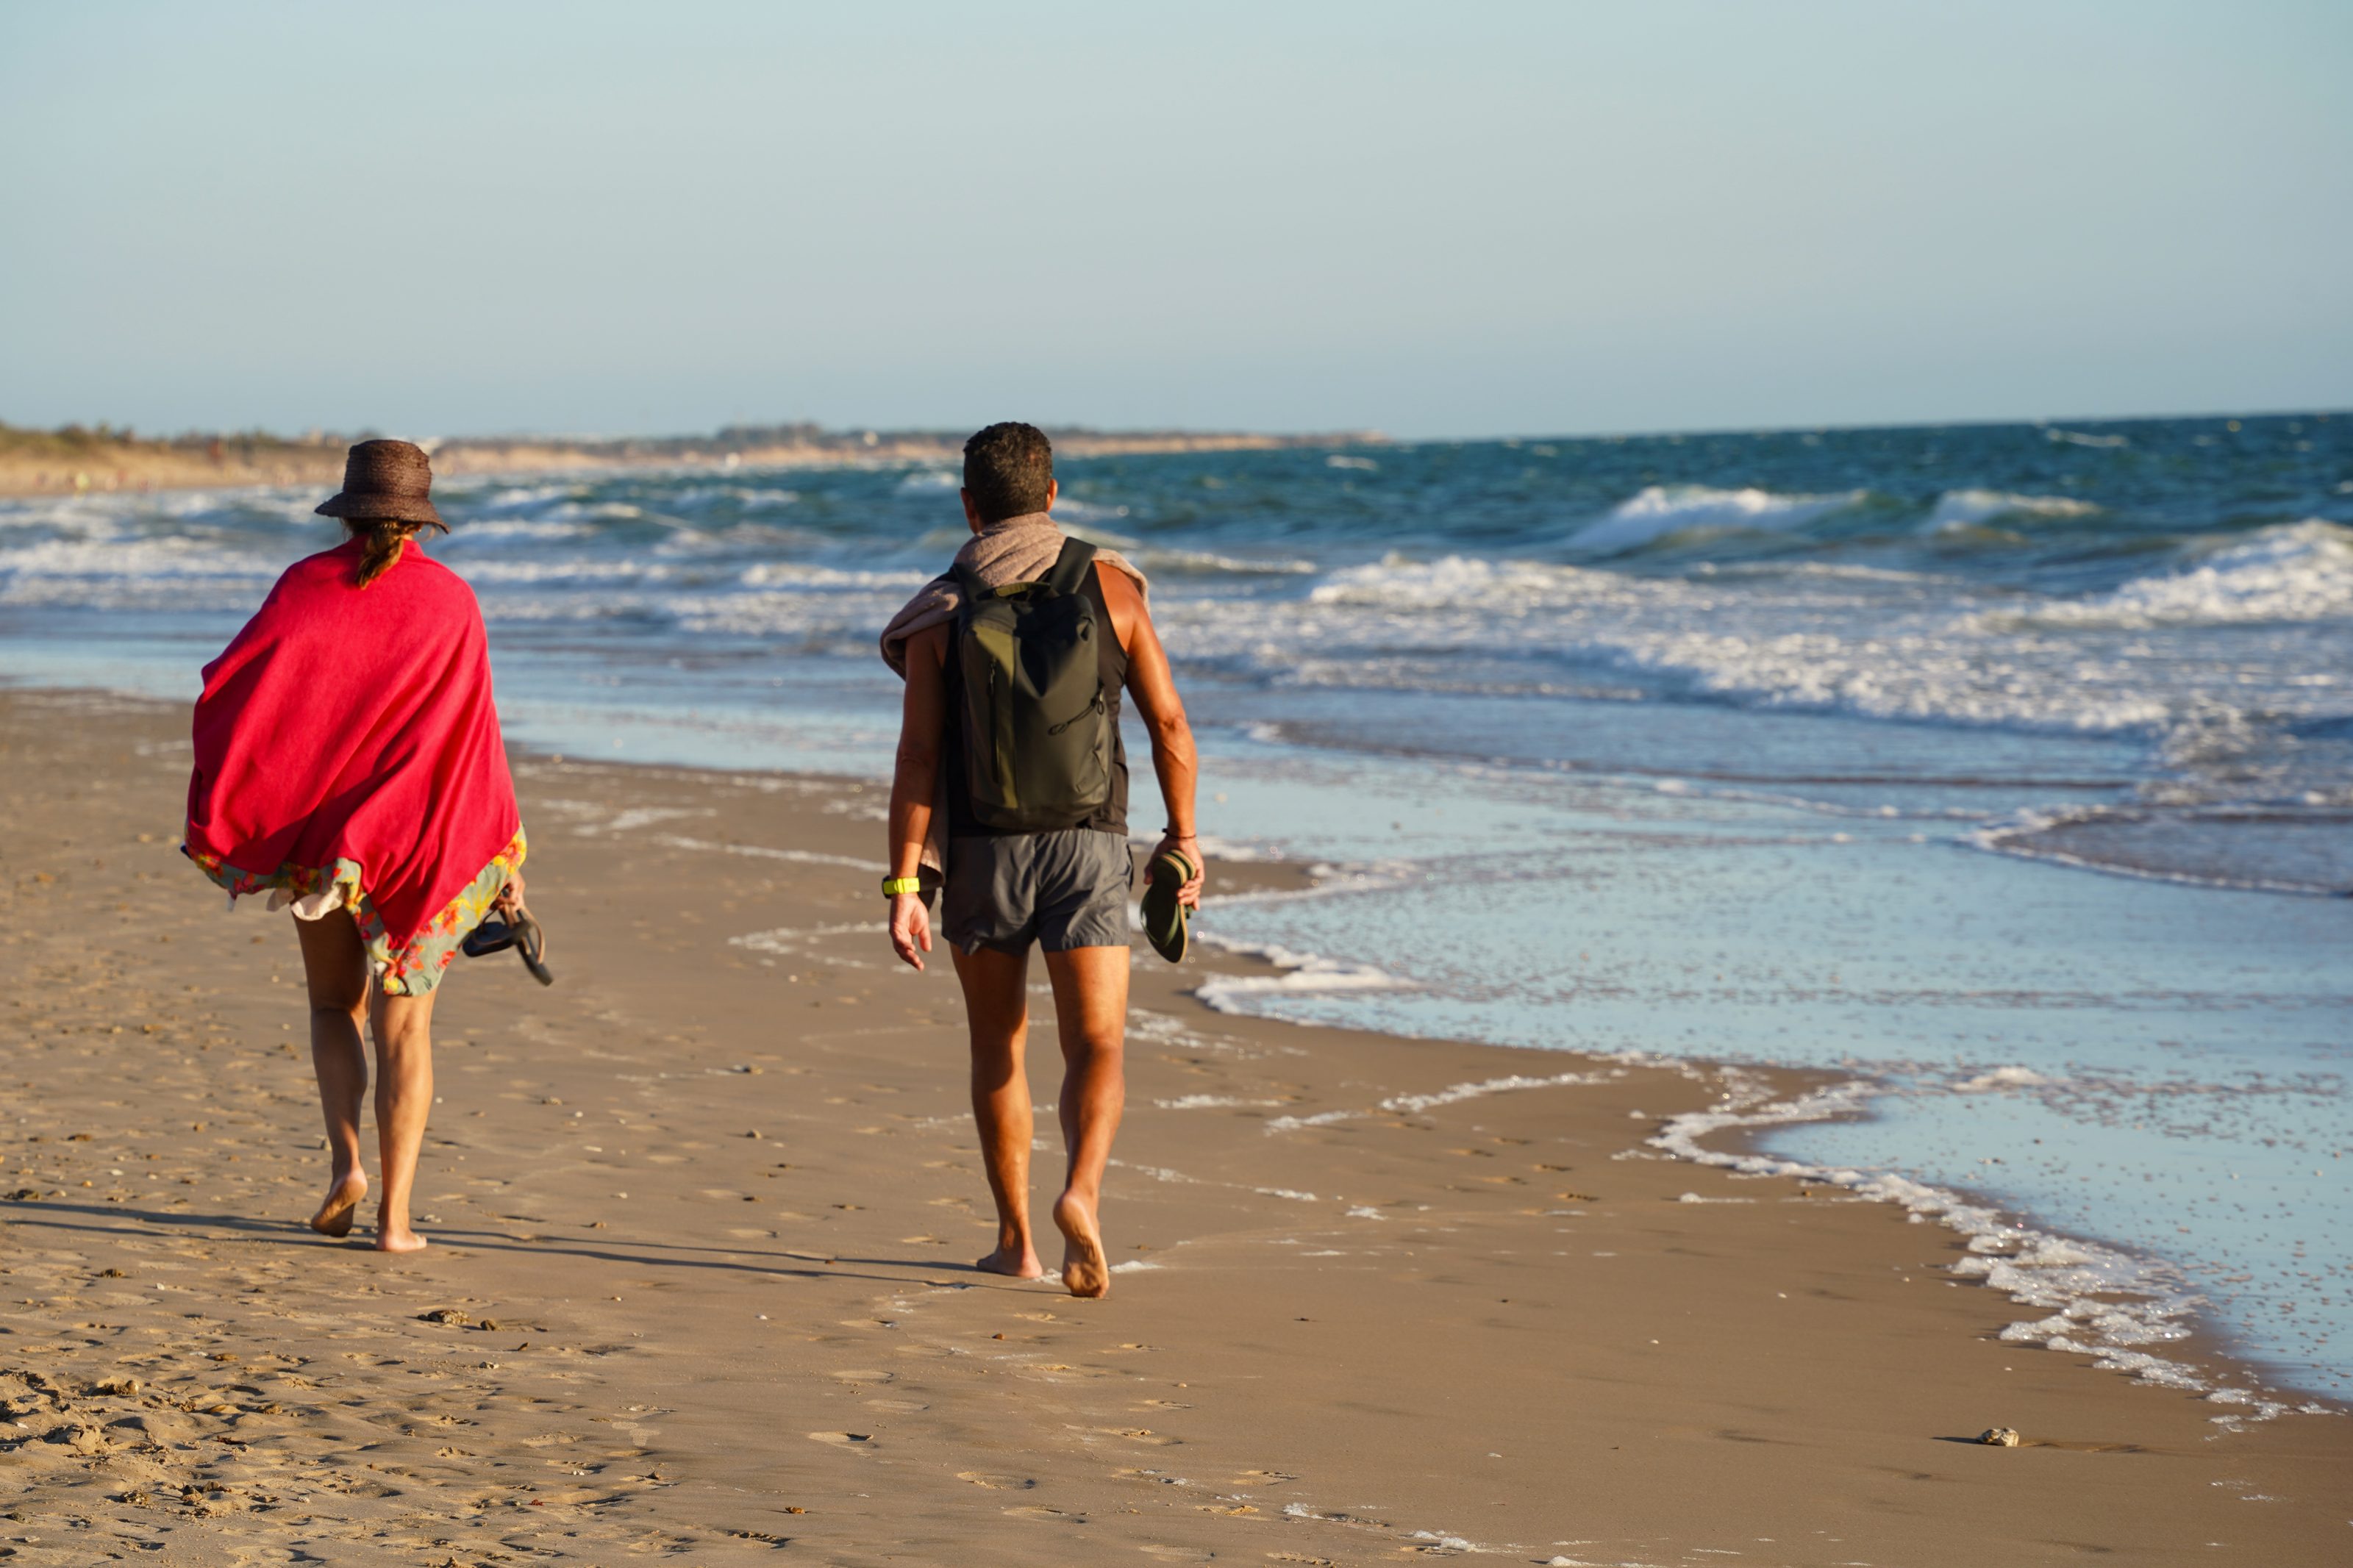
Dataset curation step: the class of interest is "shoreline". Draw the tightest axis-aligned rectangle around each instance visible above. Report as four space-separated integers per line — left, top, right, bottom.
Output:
1204 913 2338 1416
4 684 2348 1564
0 429 1379 502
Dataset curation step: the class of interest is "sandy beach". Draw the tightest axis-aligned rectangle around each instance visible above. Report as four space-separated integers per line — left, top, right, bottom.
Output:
0 687 2344 1566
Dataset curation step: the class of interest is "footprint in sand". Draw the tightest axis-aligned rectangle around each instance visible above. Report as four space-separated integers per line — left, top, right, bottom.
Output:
805 1430 874 1450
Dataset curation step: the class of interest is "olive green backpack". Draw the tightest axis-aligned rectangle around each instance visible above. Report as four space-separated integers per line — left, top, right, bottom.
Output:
949 537 1113 832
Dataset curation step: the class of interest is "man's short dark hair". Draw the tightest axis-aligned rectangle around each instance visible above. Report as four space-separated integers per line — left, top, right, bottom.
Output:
962 422 1054 523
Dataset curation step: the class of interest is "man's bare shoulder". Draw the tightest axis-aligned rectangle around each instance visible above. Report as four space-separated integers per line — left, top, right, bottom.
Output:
1095 561 1150 645
905 620 950 664
1096 562 1145 611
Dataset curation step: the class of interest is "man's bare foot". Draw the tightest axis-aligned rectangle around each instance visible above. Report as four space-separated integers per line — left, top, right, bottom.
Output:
373 1224 429 1254
309 1170 368 1238
975 1242 1044 1280
1052 1190 1109 1299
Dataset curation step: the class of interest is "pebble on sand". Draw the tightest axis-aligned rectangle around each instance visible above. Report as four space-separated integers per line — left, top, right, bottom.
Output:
1979 1427 2021 1447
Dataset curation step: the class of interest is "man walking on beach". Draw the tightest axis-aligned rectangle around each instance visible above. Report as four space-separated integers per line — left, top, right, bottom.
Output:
879 423 1204 1297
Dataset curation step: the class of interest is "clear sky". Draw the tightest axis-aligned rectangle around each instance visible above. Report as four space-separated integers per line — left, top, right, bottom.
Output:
3 1 2348 440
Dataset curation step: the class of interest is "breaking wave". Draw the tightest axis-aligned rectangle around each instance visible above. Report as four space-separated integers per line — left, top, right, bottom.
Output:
2016 520 2353 628
1922 489 2102 534
1570 484 1866 552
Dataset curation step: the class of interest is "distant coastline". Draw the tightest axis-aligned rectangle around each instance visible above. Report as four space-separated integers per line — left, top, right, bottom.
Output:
0 420 1384 500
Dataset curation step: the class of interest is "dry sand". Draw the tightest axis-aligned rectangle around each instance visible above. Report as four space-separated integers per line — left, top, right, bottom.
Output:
1 689 2346 1565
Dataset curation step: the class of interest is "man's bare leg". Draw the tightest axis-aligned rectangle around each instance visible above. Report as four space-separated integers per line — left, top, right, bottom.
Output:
952 943 1046 1279
368 985 438 1253
295 913 371 1238
1041 945 1129 1299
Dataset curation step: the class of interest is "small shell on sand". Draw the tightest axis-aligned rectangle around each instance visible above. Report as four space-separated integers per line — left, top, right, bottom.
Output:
1980 1427 2021 1447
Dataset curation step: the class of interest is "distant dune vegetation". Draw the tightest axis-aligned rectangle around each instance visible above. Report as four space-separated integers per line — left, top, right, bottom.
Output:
0 420 1380 499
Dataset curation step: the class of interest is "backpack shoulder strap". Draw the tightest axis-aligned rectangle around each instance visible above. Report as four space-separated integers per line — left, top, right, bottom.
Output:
946 562 983 601
1042 536 1099 597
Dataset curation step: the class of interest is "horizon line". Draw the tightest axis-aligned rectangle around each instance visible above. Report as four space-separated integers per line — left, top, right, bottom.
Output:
4 404 2343 453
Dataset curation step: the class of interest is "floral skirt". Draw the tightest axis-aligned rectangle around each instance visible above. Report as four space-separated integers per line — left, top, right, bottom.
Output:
188 828 527 995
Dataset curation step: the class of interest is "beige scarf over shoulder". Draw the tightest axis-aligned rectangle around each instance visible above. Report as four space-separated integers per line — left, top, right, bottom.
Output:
879 512 1149 879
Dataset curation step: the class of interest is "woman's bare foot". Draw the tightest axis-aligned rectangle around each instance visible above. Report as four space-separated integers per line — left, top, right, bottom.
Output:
975 1242 1044 1279
373 1222 429 1253
1052 1190 1109 1299
309 1170 368 1238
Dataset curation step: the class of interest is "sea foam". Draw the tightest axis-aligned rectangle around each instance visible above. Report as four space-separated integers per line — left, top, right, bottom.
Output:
1643 1070 2283 1406
2021 520 2353 628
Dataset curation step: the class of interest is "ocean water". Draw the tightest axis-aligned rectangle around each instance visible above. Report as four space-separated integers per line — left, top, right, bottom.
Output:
4 413 2348 1402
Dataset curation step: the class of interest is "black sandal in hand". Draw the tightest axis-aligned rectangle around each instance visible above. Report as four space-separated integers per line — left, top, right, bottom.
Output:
461 900 554 986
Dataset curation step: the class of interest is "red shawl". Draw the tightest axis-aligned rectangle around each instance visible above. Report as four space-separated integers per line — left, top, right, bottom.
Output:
185 537 521 962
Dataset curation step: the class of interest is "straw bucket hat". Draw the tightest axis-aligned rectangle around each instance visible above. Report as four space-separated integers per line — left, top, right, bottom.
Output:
315 440 447 530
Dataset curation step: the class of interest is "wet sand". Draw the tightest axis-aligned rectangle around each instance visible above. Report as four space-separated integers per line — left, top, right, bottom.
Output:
2 689 2346 1566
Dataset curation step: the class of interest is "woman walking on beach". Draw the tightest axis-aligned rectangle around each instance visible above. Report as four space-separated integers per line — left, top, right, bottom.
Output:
182 440 526 1252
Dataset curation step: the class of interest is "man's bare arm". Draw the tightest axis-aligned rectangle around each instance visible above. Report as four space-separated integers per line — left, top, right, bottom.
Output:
885 623 949 969
1101 570 1204 908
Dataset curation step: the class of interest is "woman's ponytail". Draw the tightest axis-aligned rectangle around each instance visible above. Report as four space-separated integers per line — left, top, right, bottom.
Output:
350 518 416 587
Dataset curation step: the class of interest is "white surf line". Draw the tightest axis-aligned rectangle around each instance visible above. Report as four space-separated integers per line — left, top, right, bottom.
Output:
652 832 886 871
604 806 712 834
1197 856 1427 909
1125 830 1290 864
1263 1109 1357 1134
1379 1070 1622 1114
1110 1159 1323 1206
1265 1070 1624 1135
1190 931 1417 1013
1274 1501 1571 1563
1126 1006 1280 1060
727 922 881 956
1643 1065 2335 1420
527 798 718 838
1967 810 2348 898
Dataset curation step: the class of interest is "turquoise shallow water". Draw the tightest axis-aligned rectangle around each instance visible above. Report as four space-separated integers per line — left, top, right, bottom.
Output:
4 413 2347 1398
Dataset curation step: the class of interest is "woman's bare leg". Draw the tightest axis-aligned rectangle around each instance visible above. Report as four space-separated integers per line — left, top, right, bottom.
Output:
295 913 371 1237
368 985 438 1253
951 943 1045 1279
1041 945 1129 1299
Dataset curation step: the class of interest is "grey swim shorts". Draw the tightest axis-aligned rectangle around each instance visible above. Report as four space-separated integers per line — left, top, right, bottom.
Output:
942 829 1134 955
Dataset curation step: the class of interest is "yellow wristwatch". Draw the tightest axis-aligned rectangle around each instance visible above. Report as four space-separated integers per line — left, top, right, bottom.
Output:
880 875 922 898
